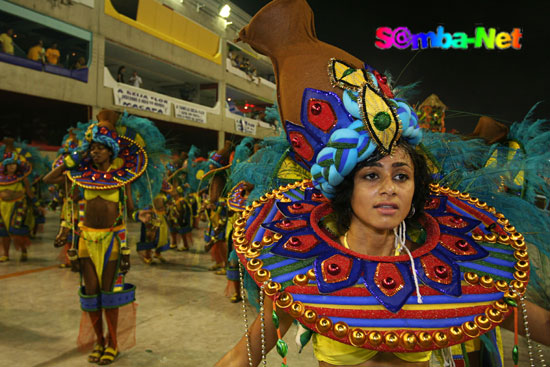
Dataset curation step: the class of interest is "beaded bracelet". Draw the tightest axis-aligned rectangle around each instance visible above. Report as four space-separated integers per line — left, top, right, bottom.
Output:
67 248 78 261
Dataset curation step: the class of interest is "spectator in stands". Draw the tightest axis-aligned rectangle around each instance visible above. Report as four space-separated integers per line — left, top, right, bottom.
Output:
117 65 126 83
27 39 45 62
0 28 14 55
45 43 60 65
74 56 87 69
129 71 143 88
228 50 239 68
233 54 241 69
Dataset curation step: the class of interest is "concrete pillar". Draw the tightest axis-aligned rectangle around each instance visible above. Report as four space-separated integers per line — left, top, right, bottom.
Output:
218 129 226 150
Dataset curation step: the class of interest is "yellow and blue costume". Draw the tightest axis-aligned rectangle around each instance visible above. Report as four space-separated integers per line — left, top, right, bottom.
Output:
0 156 34 251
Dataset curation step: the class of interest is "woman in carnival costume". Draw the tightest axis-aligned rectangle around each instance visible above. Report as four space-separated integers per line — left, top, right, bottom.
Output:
225 137 257 300
165 157 194 251
0 138 35 262
186 145 209 230
51 126 85 268
203 141 233 272
217 1 550 366
136 178 172 264
44 109 165 365
165 151 186 249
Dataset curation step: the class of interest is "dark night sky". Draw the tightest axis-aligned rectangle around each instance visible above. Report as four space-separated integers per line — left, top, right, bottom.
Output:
231 0 549 134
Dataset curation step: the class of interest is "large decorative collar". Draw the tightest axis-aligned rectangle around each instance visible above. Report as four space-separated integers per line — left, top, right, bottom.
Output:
234 180 528 353
67 131 147 190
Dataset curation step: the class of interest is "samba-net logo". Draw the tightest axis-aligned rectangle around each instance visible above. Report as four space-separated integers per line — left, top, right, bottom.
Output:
375 26 522 50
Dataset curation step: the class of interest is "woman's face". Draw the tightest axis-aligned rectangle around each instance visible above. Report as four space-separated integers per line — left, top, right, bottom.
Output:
350 147 415 232
90 142 112 166
6 163 17 175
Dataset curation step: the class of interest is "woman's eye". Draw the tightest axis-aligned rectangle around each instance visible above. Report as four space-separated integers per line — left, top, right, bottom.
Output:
394 173 409 181
364 172 378 180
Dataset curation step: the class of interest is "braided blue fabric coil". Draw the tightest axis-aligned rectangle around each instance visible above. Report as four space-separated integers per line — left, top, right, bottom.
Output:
81 124 120 158
310 89 422 198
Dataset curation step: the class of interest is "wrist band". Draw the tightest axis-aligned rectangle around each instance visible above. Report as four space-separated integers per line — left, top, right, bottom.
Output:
63 155 76 169
64 150 82 169
121 247 131 256
67 248 78 261
132 210 140 222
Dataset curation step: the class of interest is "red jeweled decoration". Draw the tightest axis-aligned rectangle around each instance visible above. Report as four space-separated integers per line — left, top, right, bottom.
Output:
437 215 469 229
312 192 324 200
374 263 405 297
275 219 308 231
434 265 448 279
288 202 317 215
424 197 440 210
288 236 301 246
288 131 315 161
439 234 477 256
321 254 353 284
282 234 319 253
419 253 452 285
310 102 322 115
307 99 337 132
327 263 340 275
382 277 396 289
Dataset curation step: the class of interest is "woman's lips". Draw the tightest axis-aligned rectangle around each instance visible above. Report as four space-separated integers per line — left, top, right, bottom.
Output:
374 203 398 215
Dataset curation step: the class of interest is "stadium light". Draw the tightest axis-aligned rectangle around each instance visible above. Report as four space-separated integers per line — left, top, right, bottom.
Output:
219 4 231 18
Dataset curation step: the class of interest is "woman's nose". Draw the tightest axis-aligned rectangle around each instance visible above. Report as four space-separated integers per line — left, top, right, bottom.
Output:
381 175 396 195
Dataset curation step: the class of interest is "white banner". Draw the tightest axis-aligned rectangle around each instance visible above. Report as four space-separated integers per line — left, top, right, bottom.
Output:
113 86 171 115
73 0 94 8
235 118 257 135
174 103 207 124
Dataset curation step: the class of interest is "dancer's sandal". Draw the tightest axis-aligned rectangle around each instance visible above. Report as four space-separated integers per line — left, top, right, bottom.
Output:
230 293 242 303
88 344 104 363
98 347 118 365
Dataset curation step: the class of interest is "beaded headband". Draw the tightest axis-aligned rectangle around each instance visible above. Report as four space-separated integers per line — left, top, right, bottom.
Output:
285 59 422 198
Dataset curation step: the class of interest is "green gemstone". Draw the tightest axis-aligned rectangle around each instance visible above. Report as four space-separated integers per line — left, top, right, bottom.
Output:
512 345 519 364
505 297 518 307
281 364 287 367
342 68 355 78
272 311 280 329
373 112 392 131
276 339 288 358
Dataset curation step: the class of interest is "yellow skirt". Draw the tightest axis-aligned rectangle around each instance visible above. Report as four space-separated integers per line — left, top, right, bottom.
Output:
78 224 125 286
312 333 432 364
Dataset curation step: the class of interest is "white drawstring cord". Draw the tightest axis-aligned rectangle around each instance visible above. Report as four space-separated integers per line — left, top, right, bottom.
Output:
442 346 456 367
394 221 423 304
